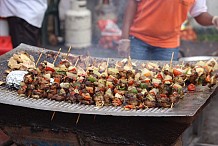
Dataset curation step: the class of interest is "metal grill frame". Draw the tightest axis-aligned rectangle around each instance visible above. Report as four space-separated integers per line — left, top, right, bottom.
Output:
0 43 217 117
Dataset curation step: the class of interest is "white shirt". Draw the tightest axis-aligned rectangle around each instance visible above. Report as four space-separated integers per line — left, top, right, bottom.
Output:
0 0 47 28
190 0 208 17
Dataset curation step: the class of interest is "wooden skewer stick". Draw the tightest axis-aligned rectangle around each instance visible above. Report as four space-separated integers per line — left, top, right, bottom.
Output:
51 111 56 121
128 55 131 61
36 49 44 66
105 58 110 76
106 58 109 67
181 61 185 69
53 48 62 65
86 56 90 66
86 49 90 57
66 46 72 60
171 102 174 108
76 114 81 125
85 56 90 72
128 56 133 68
170 52 174 69
134 60 138 65
93 115 96 121
127 55 134 71
74 58 79 67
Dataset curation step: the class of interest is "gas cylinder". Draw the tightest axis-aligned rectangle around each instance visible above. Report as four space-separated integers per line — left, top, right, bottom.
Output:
65 0 91 49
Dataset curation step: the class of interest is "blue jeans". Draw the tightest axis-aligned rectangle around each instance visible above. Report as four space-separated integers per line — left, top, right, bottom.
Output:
130 36 179 61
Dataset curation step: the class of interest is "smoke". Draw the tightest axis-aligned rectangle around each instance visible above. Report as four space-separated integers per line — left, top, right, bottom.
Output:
46 0 127 58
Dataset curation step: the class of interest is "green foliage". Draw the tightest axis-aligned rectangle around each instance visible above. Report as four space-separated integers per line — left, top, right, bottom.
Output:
195 28 218 42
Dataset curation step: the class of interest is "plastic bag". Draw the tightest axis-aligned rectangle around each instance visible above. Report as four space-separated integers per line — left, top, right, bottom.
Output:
98 19 121 49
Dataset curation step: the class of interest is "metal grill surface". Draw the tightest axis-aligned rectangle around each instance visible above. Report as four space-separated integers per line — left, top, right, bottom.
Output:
0 44 217 117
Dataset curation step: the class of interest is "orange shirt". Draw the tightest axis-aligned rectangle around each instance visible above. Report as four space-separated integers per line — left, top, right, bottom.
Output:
130 0 195 48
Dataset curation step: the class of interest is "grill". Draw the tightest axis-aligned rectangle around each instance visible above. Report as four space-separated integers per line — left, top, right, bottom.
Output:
0 43 217 117
0 43 217 146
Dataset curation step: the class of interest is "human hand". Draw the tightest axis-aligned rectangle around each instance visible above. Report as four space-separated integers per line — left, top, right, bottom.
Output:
118 39 130 58
212 16 218 29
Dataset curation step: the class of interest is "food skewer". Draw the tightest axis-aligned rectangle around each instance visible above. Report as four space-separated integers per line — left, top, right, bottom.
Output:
51 48 62 121
170 52 174 108
93 58 110 120
74 57 81 124
51 47 73 121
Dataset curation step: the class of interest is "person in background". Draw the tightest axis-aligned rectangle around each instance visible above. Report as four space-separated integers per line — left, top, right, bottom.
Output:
0 0 47 48
119 0 218 60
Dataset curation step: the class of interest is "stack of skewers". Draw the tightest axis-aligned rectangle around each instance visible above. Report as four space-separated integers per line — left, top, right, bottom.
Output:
5 49 218 110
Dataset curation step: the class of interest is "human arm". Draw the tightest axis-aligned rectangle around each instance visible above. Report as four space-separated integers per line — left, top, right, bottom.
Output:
194 12 213 26
118 0 137 57
190 0 218 28
121 0 138 39
194 12 218 29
